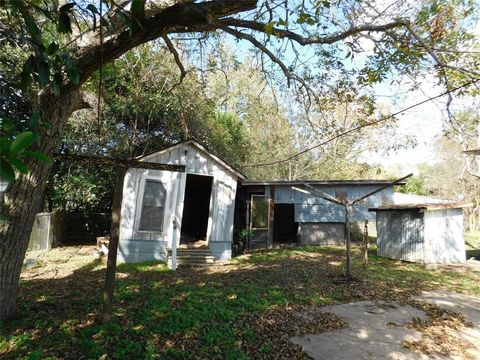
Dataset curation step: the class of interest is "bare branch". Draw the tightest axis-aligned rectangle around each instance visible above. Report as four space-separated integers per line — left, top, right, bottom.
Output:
404 24 480 79
219 17 410 45
162 34 187 89
222 26 319 105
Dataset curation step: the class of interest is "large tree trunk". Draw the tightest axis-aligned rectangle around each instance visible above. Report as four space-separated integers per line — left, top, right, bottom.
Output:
0 89 83 321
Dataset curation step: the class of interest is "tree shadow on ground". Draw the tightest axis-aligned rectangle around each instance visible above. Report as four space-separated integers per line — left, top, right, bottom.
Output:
2 247 478 359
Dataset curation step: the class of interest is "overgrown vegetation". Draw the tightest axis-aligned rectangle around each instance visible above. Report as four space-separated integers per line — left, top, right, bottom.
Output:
1 246 479 359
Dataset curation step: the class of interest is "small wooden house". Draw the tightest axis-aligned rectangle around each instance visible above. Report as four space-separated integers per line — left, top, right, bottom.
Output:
235 180 400 249
370 202 469 264
118 140 246 263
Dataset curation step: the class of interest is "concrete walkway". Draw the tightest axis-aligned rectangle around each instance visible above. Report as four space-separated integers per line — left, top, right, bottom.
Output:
290 291 480 360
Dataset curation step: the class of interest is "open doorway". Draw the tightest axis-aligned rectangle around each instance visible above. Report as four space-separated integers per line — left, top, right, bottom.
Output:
273 204 298 244
180 174 213 247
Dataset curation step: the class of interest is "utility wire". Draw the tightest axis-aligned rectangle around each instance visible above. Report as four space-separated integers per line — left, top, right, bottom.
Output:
241 79 479 168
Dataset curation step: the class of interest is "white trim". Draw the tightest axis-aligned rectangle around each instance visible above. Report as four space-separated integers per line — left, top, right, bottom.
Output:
134 175 170 236
140 140 246 180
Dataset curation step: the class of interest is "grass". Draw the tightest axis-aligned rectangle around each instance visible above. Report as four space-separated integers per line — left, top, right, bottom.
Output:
1 245 480 359
465 230 480 260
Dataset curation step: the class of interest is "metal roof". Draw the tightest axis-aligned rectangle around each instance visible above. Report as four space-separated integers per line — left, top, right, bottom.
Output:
369 202 472 212
242 179 406 186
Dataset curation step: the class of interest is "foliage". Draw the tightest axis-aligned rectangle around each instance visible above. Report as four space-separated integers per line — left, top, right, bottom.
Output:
2 245 479 358
0 2 82 182
395 176 428 196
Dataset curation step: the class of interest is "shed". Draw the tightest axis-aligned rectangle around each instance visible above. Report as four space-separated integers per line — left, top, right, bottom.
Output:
370 202 470 264
235 180 401 249
118 139 246 263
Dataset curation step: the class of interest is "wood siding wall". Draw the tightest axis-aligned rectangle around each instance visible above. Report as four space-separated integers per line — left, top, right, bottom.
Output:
376 208 466 264
274 185 393 223
118 143 239 263
376 210 425 262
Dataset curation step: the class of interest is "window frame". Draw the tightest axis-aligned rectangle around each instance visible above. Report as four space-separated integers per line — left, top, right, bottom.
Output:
136 177 168 234
250 194 270 230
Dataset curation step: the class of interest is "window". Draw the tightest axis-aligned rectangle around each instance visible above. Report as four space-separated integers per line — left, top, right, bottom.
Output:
251 195 270 229
139 180 166 232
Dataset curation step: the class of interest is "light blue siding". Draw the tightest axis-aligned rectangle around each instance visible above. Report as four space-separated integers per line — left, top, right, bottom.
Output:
274 185 393 223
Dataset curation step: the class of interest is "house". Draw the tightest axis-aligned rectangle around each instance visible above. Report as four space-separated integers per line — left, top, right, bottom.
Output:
118 139 246 263
235 180 403 249
370 202 470 264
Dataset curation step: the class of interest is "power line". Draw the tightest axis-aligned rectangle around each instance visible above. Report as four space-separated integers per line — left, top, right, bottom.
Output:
241 79 479 168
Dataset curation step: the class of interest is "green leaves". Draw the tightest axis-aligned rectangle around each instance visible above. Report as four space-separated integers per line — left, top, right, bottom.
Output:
10 132 34 155
58 2 76 34
0 112 52 183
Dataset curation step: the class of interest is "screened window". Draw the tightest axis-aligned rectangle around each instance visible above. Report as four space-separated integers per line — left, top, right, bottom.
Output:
251 195 269 229
139 180 166 232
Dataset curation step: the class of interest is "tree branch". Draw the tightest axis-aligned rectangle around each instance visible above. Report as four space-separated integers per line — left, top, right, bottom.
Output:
219 17 410 45
162 34 187 89
222 26 319 105
71 0 257 85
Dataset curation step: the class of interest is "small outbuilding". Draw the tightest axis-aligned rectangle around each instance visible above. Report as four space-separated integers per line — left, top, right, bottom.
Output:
118 139 246 263
235 180 402 249
370 202 470 264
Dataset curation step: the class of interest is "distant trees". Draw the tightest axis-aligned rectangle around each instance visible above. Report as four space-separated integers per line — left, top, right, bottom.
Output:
2 0 480 320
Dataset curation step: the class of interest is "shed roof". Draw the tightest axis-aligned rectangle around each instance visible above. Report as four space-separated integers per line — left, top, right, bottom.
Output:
242 179 406 186
369 202 472 212
139 139 247 180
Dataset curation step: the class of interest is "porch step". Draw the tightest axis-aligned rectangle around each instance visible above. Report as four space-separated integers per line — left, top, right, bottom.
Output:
167 249 215 267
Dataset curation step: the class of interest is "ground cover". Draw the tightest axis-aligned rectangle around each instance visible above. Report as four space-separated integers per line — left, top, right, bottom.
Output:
1 245 479 359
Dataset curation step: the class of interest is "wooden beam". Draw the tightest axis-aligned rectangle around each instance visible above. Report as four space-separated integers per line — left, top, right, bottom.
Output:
350 173 413 206
54 153 185 172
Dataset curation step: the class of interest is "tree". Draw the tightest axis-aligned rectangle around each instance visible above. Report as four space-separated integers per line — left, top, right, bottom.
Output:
1 0 479 321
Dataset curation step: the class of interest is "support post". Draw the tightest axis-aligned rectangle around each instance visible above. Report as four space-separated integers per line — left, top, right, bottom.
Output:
171 215 177 271
363 220 369 268
345 204 352 278
102 165 127 324
267 186 275 249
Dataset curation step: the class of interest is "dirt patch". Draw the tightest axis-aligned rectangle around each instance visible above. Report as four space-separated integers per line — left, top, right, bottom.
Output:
21 246 98 280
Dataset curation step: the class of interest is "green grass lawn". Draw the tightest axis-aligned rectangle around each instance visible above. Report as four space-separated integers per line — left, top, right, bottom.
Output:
465 230 480 260
1 245 479 359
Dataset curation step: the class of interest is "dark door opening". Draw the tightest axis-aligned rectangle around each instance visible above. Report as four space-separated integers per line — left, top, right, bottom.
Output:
180 174 213 245
273 204 298 244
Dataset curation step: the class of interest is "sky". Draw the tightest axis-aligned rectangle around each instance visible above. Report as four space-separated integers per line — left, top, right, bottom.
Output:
218 0 479 176
366 78 447 174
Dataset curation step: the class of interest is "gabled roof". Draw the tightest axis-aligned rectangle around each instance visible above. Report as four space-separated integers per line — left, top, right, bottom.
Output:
139 139 247 180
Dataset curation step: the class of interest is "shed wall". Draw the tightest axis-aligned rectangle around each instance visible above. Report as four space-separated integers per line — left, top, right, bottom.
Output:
423 208 466 264
299 223 345 245
118 143 238 263
376 210 425 262
274 185 393 223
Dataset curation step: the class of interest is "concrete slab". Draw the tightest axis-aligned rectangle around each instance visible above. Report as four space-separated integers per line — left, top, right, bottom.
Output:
413 290 480 359
290 292 480 360
291 301 429 360
413 290 480 325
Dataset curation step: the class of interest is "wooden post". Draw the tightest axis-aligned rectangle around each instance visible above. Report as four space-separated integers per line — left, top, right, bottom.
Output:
345 204 352 278
363 220 369 268
102 165 127 324
267 186 275 249
171 215 177 271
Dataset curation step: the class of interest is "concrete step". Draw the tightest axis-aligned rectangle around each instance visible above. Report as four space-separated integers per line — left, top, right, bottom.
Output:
167 255 215 267
168 249 212 256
